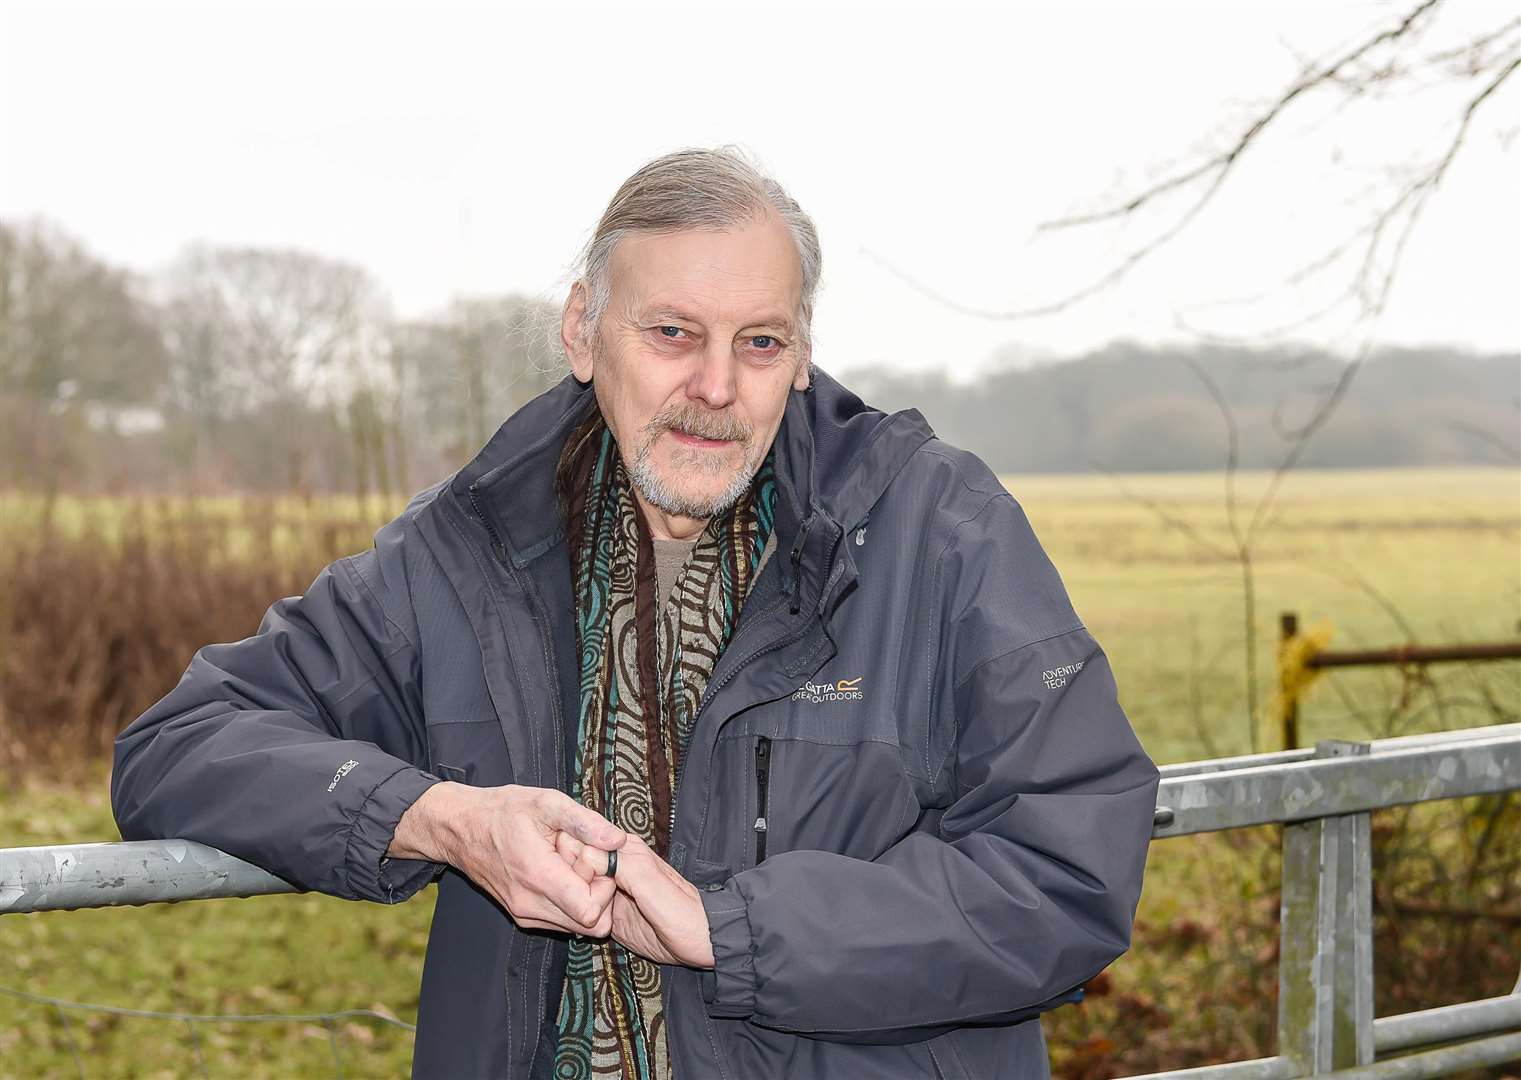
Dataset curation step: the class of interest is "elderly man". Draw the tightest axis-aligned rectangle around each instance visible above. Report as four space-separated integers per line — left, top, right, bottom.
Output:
112 146 1161 1079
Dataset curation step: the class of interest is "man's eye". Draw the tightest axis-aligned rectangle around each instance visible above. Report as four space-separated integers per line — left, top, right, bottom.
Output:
655 325 686 339
749 335 784 353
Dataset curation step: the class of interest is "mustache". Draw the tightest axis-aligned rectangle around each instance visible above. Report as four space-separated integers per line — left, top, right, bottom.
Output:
644 404 752 444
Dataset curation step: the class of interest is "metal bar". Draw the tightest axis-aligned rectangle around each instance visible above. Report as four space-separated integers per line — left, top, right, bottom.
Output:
1276 740 1376 1073
1363 723 1521 750
1161 747 1316 779
1372 995 1521 1053
1324 745 1374 1069
1344 807 1375 1069
1163 723 1520 775
1279 813 1324 1072
0 839 298 913
1307 641 1521 668
1324 1030 1521 1078
3 727 1515 912
1118 1055 1300 1079
1157 724 1519 780
1153 729 1520 838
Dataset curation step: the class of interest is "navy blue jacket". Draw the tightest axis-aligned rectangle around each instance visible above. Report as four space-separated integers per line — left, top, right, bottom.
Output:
112 368 1161 1078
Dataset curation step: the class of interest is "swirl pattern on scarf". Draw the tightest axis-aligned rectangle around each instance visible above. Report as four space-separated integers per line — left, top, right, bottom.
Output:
554 418 776 1080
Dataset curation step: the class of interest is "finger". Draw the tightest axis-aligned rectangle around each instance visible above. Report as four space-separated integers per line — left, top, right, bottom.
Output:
493 884 580 934
586 903 614 939
607 834 658 884
556 833 595 883
555 830 609 881
542 793 626 850
534 852 609 928
510 878 613 935
556 831 584 860
591 872 615 897
571 874 616 937
514 899 596 935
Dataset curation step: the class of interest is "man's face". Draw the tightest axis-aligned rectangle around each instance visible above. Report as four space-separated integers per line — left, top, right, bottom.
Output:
562 210 810 539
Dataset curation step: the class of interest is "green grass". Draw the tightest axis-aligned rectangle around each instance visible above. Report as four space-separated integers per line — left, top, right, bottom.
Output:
1010 466 1520 764
1 764 432 1078
2 466 1517 1077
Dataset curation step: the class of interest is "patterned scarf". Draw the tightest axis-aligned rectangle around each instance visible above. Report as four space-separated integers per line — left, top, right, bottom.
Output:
554 417 776 1079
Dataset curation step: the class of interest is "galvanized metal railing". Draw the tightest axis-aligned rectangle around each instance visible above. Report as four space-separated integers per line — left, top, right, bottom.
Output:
1139 723 1521 1079
2 723 1518 1077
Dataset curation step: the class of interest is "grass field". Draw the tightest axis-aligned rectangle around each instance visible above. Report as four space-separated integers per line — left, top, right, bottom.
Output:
2 466 1517 1077
1012 467 1520 763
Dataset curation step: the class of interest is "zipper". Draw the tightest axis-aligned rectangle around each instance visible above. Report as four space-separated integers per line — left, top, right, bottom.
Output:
753 735 772 864
668 514 819 852
667 587 792 860
667 587 786 848
787 514 814 615
668 517 837 862
467 482 510 563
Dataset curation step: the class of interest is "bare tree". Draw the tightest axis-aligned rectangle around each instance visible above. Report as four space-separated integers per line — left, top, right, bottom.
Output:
156 244 390 493
0 218 166 508
390 294 562 473
864 0 1517 754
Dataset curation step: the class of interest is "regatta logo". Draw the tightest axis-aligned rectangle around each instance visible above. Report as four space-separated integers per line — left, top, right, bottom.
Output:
1043 661 1085 689
793 676 865 704
327 759 360 792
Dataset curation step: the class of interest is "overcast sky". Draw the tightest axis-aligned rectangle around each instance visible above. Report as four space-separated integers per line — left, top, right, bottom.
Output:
3 0 1517 378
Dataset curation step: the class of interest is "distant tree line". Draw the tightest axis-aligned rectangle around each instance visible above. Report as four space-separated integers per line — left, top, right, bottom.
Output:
2 215 1516 502
852 343 1519 474
0 217 560 502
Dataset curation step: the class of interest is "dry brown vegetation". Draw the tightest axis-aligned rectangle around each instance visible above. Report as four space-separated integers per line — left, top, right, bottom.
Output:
0 495 384 779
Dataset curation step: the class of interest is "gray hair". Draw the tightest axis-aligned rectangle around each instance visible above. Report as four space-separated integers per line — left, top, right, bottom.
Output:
570 145 822 363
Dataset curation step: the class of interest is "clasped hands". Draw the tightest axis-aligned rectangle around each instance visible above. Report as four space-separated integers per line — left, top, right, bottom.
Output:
391 781 714 968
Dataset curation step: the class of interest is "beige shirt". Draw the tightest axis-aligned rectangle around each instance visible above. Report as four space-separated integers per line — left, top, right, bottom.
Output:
653 531 778 607
653 537 699 607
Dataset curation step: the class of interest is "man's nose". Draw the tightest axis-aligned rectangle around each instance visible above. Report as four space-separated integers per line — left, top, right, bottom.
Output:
684 340 738 410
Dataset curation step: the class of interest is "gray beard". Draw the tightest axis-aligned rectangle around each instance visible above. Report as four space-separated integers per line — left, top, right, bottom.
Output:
627 438 759 521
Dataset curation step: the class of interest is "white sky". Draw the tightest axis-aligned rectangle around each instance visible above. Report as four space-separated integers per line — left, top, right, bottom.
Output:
2 0 1518 379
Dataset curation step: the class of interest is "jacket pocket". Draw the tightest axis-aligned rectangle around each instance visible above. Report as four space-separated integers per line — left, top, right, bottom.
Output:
760 738 919 863
425 719 513 788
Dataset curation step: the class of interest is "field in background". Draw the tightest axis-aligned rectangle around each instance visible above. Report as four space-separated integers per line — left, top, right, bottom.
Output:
1013 467 1520 763
2 466 1517 1077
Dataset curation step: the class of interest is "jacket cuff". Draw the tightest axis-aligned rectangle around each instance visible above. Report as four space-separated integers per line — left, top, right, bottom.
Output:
342 765 445 904
699 878 758 1018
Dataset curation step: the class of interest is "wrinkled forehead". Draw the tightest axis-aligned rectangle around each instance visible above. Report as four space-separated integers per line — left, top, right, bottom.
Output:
607 221 803 330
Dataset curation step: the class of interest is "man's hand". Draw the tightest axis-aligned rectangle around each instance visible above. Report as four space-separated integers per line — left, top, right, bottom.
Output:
556 831 715 969
389 781 626 936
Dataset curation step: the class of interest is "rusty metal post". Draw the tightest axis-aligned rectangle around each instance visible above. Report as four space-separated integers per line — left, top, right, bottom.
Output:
1279 612 1300 752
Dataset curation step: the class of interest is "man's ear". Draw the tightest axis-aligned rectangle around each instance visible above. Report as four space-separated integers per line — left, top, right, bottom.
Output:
791 348 812 392
561 281 595 383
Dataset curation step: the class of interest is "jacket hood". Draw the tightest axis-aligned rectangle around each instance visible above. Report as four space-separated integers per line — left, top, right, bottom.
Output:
452 366 935 570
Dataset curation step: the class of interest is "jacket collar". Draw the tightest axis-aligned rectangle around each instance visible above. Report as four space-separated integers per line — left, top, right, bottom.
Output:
452 366 935 590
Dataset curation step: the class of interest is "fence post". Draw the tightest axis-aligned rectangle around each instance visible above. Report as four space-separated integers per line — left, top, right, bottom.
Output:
1279 612 1300 752
1277 739 1374 1074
